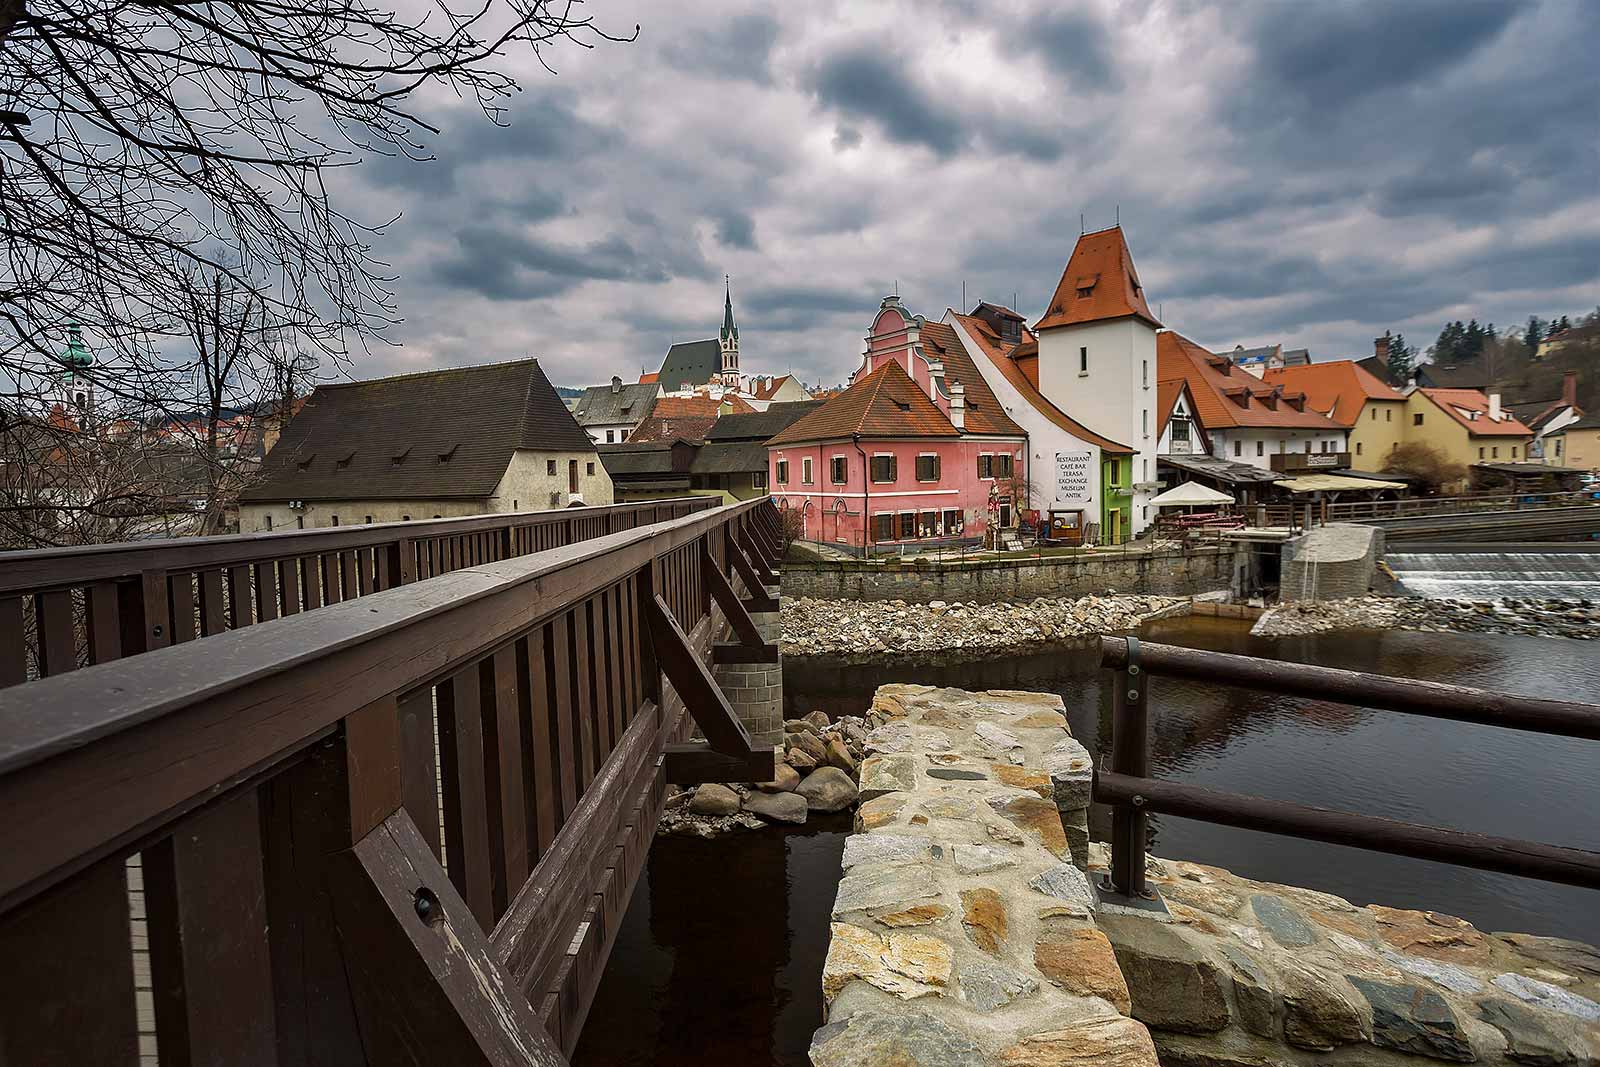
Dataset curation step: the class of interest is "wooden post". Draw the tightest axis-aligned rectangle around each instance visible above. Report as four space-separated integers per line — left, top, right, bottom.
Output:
1108 636 1150 899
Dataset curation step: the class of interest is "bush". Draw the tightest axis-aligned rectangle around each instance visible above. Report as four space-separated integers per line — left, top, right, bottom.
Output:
1382 442 1469 494
779 507 805 555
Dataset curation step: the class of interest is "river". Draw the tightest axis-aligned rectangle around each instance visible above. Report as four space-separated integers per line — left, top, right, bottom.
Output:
575 615 1600 1066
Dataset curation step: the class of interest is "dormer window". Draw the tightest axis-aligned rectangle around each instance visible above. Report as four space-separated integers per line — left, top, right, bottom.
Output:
391 447 410 466
437 443 459 464
335 450 355 470
894 400 911 412
296 453 315 471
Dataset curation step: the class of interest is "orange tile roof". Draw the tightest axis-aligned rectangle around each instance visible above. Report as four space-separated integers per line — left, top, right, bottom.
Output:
650 394 753 419
626 414 717 443
1158 331 1346 431
949 313 1131 453
638 371 659 385
767 360 959 445
752 375 791 400
917 320 1024 437
1263 360 1406 427
1036 227 1161 332
1156 379 1183 439
1417 388 1534 437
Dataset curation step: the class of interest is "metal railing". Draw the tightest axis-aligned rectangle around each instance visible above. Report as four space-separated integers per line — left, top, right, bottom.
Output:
1255 489 1596 530
0 497 718 686
1095 636 1600 901
0 498 782 1064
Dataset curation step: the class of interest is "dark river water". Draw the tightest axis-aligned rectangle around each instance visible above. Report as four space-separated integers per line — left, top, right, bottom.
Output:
575 616 1600 1066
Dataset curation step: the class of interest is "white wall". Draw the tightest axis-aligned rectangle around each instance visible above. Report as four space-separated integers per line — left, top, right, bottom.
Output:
945 315 1103 521
585 422 636 444
1208 428 1349 470
1156 392 1201 456
1035 317 1158 534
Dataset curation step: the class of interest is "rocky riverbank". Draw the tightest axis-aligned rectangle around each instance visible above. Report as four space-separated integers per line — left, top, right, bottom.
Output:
1255 595 1600 641
781 594 1191 658
658 711 866 838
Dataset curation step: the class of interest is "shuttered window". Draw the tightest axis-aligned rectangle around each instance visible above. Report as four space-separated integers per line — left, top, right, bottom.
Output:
870 455 897 483
915 454 940 481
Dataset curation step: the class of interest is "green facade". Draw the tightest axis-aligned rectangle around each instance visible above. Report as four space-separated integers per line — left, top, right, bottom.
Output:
1099 455 1132 545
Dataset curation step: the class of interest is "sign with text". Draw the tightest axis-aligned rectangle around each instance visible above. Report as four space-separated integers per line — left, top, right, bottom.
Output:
1054 451 1093 504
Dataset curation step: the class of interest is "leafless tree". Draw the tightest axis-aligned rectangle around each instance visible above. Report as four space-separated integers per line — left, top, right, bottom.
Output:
0 0 631 428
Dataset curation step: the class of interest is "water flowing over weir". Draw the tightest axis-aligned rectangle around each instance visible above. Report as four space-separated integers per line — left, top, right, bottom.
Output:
1387 547 1600 600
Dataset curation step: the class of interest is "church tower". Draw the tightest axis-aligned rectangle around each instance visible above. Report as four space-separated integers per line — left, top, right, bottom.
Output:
50 322 97 419
718 277 741 389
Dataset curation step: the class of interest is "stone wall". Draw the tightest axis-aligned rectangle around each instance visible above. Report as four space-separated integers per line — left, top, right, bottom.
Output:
814 683 1600 1067
1280 524 1382 601
711 606 782 747
783 546 1242 605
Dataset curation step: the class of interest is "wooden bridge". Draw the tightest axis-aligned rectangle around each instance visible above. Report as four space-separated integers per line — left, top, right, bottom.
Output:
0 497 783 1064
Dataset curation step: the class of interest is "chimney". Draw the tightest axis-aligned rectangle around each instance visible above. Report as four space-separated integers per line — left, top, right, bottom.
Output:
949 380 965 430
1563 370 1578 408
1489 392 1502 421
610 375 622 394
1374 333 1390 365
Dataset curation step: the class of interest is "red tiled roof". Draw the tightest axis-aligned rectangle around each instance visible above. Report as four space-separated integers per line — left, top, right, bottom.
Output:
1035 227 1160 332
1263 360 1406 427
651 394 753 419
638 371 659 385
1417 389 1534 437
752 375 791 400
917 320 1025 437
1158 332 1346 431
949 313 1132 453
767 360 959 445
1156 379 1183 439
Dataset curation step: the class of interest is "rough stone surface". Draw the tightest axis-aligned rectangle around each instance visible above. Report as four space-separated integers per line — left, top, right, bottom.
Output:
959 958 1039 1012
1492 973 1600 1021
953 843 1018 875
803 710 831 731
1028 863 1097 917
741 789 807 824
1219 945 1278 1039
825 737 857 774
841 833 931 870
688 782 739 816
797 766 859 812
960 888 1009 955
1254 593 1600 642
988 793 1070 857
1379 948 1484 995
808 1010 981 1067
1046 736 1094 811
857 754 918 802
1477 998 1590 1065
997 1016 1162 1066
1495 934 1600 978
1350 976 1475 1062
832 861 941 917
822 922 953 1000
1101 914 1231 1035
1035 928 1131 1013
758 763 801 793
1249 894 1318 948
1277 959 1368 1050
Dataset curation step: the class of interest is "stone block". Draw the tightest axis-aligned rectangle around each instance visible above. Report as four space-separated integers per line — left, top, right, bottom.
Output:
996 1016 1160 1066
960 887 1008 955
958 958 1038 1012
833 860 941 917
1046 736 1093 812
858 754 918 802
1034 927 1131 1014
809 1010 981 1067
1276 958 1368 1050
1219 945 1278 1039
1348 976 1474 1062
821 922 953 1002
1100 912 1231 1035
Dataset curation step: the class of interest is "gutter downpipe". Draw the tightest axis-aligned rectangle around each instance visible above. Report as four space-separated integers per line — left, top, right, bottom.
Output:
854 432 870 558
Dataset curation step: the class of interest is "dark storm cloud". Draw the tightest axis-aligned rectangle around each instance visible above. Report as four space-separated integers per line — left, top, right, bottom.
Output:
810 48 966 156
711 208 758 250
745 284 871 316
1026 10 1118 89
433 225 687 302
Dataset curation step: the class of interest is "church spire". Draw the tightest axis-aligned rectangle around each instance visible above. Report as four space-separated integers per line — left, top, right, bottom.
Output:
718 275 740 386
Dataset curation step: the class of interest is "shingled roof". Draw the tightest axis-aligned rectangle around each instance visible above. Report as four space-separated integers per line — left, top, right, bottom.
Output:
918 320 1026 437
768 360 960 445
1036 226 1161 332
657 339 721 392
704 401 823 441
242 359 591 502
572 381 659 426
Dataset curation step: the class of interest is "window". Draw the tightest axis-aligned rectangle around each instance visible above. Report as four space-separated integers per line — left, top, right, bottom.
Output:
1413 413 1424 426
1141 458 1148 481
1479 447 1485 459
512 502 517 511
1512 446 1518 458
874 514 895 542
752 470 767 489
899 513 916 539
549 492 560 506
1142 359 1149 388
1491 446 1499 458
1371 408 1377 421
1556 439 1564 457
296 516 305 529
1233 440 1242 457
1256 440 1264 457
1171 419 1190 442
943 508 961 534
365 515 373 524
587 462 595 476
1305 440 1313 453
403 515 411 522
996 453 1014 478
916 454 940 481
831 456 847 484
1386 409 1393 422
606 430 615 443
870 455 896 482
1142 409 1149 438
331 515 339 526
547 459 557 475
802 457 814 484
264 514 272 531
1079 347 1088 375
569 459 578 493
776 459 789 484
978 453 994 478
1356 442 1364 456
918 510 937 537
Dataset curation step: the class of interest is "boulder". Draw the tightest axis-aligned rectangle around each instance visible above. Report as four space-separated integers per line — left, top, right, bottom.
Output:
1349 976 1474 1062
1100 913 1230 1035
1277 958 1368 1050
758 763 801 793
797 766 858 812
688 782 739 816
825 737 857 774
784 718 816 735
804 710 831 731
788 748 819 772
792 729 828 764
742 790 807 824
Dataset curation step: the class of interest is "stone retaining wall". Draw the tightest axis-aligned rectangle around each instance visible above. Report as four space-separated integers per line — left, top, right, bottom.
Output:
814 683 1600 1067
1280 524 1382 601
783 546 1243 605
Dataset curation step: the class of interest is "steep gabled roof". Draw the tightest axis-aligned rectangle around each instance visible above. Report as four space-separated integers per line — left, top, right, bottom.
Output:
767 360 959 445
752 375 794 400
572 381 660 426
657 339 721 391
1416 388 1533 437
948 312 1132 453
1156 379 1193 440
704 401 823 441
1035 227 1161 332
625 413 718 443
1157 333 1346 431
242 359 591 502
1263 360 1406 427
917 320 1025 437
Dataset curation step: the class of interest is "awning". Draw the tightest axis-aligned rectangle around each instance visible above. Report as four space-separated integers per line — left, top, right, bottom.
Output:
1150 481 1235 507
1279 474 1407 493
1158 454 1285 486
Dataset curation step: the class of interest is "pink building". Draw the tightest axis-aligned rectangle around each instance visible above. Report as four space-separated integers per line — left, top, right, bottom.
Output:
767 297 1027 550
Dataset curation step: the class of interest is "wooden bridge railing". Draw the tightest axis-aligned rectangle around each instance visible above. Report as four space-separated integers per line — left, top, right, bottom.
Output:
0 497 719 686
0 496 783 1065
1255 489 1595 530
1094 636 1600 903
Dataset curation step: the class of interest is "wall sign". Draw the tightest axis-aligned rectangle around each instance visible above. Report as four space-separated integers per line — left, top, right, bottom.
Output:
1054 451 1093 504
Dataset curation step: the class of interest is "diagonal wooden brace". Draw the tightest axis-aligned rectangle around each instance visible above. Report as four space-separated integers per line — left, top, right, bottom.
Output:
727 530 778 613
703 542 777 659
644 593 754 757
739 528 778 587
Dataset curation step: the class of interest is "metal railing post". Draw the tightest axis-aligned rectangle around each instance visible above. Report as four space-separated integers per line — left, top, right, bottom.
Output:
1109 635 1150 898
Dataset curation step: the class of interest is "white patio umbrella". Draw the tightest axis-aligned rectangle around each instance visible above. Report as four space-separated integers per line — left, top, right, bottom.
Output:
1149 481 1235 507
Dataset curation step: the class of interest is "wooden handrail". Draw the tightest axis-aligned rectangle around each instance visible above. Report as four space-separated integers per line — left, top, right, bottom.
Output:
0 496 777 1064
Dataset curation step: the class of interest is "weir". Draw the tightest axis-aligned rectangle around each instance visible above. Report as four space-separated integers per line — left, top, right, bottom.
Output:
1387 542 1600 601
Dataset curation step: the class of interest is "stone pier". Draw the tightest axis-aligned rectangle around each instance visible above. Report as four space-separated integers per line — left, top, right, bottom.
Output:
812 684 1600 1067
712 603 783 747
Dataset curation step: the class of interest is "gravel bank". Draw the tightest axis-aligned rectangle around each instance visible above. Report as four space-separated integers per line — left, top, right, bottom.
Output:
780 594 1190 658
1254 595 1600 640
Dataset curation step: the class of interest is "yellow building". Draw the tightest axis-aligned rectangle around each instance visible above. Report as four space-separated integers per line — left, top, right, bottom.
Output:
1263 360 1406 471
1550 414 1600 470
1403 388 1534 467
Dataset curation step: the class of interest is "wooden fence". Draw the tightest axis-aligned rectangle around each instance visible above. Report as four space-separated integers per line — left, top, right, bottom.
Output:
0 498 718 686
0 497 783 1065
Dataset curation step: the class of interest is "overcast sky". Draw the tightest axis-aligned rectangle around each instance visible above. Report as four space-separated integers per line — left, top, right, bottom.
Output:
337 0 1599 390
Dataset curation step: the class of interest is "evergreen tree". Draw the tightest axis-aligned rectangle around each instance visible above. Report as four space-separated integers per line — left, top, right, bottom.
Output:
1555 315 1572 334
1465 319 1484 358
1524 316 1544 352
1386 332 1415 381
